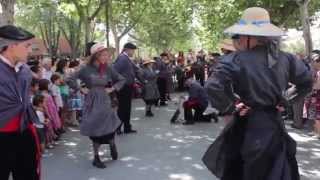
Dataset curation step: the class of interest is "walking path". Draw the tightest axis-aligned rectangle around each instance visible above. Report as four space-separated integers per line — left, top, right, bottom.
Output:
42 94 320 180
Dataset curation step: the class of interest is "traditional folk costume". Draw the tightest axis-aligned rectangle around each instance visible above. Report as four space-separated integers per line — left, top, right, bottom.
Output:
202 7 313 180
67 43 125 168
113 43 139 133
183 80 218 125
139 59 160 117
0 25 41 180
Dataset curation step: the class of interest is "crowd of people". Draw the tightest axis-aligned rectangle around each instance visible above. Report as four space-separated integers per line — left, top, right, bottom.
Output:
18 36 232 170
0 6 320 180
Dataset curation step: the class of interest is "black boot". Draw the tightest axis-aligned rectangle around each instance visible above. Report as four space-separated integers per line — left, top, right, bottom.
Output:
145 105 154 117
183 108 194 125
109 140 118 160
212 113 219 123
146 110 154 117
92 155 106 169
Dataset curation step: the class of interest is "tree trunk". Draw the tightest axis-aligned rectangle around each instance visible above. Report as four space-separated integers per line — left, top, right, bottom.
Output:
0 0 15 26
298 0 313 56
84 18 90 47
114 36 120 55
105 0 110 47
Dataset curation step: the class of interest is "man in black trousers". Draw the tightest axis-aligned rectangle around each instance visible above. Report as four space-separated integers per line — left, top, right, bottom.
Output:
0 25 40 180
155 53 170 106
114 43 138 134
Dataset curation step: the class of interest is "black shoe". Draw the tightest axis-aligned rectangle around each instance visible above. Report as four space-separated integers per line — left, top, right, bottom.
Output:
183 121 195 125
160 102 168 106
291 124 303 129
146 111 154 117
59 128 66 134
124 129 137 134
116 128 123 135
211 114 219 123
109 141 118 160
214 118 219 123
116 130 123 135
92 157 106 169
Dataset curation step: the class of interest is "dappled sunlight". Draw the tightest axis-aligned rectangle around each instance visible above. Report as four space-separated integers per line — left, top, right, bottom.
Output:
68 127 80 132
289 131 315 142
166 108 177 112
120 156 141 162
182 156 192 161
131 117 141 121
88 177 105 180
42 95 320 180
170 145 180 149
134 107 145 111
192 163 205 170
64 141 78 146
169 173 194 180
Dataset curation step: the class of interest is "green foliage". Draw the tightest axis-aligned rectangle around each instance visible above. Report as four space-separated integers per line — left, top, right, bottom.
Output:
15 0 320 57
131 0 195 54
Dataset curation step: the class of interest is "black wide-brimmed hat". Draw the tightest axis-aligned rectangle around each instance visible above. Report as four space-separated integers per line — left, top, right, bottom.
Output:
0 25 35 49
123 42 137 50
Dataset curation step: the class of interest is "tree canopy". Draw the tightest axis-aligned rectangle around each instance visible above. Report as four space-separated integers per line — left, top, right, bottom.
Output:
12 0 320 57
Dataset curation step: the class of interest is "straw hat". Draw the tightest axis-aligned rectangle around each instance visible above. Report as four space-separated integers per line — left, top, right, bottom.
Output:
90 43 115 55
224 7 285 37
218 39 236 52
142 59 156 65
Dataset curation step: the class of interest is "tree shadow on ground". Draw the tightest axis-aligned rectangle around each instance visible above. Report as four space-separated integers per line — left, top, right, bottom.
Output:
42 96 320 180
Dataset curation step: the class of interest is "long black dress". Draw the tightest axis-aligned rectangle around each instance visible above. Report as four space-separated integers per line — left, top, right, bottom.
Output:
204 45 313 180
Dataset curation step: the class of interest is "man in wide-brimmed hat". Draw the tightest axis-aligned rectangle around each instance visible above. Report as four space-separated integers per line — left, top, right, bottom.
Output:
203 7 313 180
0 25 41 180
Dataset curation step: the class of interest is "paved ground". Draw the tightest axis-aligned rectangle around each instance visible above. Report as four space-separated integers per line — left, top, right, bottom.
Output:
42 94 320 180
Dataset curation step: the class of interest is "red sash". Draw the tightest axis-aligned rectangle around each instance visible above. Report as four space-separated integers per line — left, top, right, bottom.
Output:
0 114 21 132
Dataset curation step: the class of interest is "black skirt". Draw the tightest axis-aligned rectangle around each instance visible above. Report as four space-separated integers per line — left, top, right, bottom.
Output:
89 132 115 144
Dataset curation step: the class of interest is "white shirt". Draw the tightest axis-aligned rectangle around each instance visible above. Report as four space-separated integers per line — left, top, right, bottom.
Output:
0 54 23 72
51 84 64 108
42 69 53 80
35 110 45 128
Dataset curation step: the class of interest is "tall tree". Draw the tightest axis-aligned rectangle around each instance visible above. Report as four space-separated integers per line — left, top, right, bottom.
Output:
58 2 84 58
296 0 313 56
68 0 107 46
39 7 61 58
131 0 194 54
197 0 320 51
16 0 64 58
107 0 149 54
0 0 16 25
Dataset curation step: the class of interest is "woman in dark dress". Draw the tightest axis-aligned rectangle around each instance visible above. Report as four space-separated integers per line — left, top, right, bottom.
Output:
67 43 125 168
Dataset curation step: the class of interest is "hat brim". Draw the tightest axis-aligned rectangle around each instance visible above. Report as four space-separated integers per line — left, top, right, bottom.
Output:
224 23 285 37
143 60 155 65
219 43 236 52
0 38 28 50
92 47 115 55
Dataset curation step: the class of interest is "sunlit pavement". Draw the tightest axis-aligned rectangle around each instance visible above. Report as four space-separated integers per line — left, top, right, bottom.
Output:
42 94 320 180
